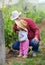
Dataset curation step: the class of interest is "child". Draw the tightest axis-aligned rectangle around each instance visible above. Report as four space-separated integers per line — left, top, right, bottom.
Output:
15 20 29 58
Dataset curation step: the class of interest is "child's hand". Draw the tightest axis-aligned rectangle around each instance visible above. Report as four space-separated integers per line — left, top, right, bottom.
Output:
16 31 19 34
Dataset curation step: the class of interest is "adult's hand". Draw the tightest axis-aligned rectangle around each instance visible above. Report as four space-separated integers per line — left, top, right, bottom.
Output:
34 37 39 44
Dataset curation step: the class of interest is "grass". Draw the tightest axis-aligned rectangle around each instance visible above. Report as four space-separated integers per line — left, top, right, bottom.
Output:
11 61 23 65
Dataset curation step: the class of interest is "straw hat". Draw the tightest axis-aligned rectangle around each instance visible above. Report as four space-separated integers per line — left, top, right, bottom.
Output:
10 10 21 20
15 20 27 31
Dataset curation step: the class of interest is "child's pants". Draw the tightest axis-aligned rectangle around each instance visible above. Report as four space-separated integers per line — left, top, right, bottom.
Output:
19 39 29 56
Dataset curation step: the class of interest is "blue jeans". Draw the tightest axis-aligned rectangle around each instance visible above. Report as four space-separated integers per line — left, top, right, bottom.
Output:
12 39 39 52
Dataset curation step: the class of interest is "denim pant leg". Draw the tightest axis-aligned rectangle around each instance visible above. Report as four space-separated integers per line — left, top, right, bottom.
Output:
12 41 20 50
29 39 39 52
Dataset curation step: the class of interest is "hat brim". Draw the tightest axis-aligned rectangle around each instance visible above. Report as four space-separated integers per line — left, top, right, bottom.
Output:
10 15 19 20
10 12 21 20
15 20 27 31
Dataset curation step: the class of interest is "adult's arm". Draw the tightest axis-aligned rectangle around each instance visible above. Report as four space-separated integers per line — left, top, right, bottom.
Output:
29 19 40 39
13 23 18 32
24 18 40 39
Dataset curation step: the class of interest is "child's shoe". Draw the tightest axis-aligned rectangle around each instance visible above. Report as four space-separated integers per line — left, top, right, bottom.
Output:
18 55 22 57
23 55 27 58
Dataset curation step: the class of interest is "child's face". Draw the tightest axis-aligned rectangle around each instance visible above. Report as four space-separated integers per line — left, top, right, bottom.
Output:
17 26 23 31
17 26 21 30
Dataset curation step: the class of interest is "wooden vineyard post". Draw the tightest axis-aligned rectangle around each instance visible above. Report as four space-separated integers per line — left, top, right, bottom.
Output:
0 10 5 65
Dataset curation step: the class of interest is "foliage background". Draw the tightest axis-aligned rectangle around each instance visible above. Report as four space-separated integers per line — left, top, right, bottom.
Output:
0 0 45 49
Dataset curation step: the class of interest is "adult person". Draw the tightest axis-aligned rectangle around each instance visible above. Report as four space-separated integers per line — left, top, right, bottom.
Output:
10 10 40 57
